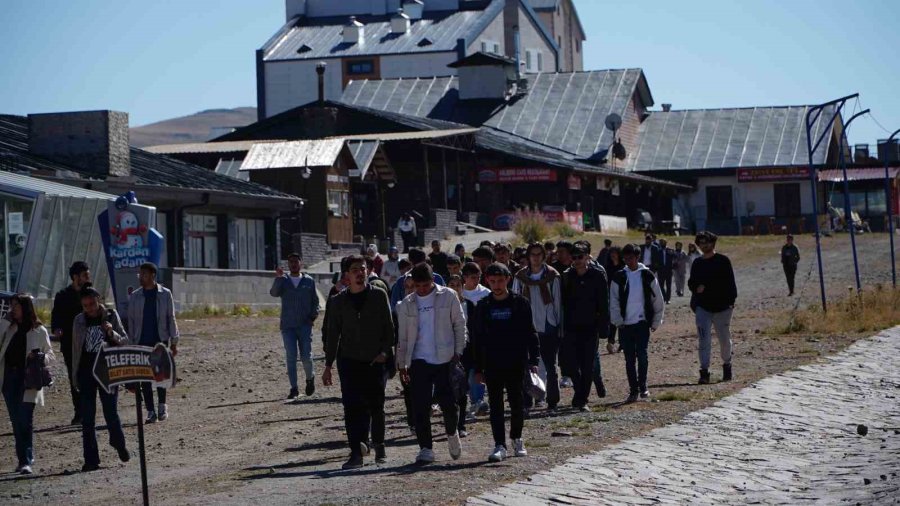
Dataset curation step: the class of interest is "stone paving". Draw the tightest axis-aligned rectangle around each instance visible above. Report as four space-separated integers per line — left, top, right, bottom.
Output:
470 327 900 505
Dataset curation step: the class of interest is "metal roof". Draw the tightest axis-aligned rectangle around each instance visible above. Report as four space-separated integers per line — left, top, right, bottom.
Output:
144 140 284 155
347 140 379 176
330 127 478 141
819 167 899 182
0 115 295 199
214 159 249 181
241 139 347 170
525 0 559 10
262 1 503 61
630 106 839 172
0 170 116 200
341 69 651 160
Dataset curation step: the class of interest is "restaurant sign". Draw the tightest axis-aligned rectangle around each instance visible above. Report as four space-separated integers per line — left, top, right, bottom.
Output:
478 168 557 183
737 167 810 182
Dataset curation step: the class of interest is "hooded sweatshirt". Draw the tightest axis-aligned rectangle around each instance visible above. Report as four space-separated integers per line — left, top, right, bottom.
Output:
610 263 665 330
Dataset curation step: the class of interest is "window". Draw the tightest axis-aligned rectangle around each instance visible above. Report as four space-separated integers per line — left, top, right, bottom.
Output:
346 59 374 75
706 186 734 220
525 50 534 72
537 52 543 72
481 41 487 52
493 42 500 54
774 184 801 217
184 213 219 268
328 190 351 217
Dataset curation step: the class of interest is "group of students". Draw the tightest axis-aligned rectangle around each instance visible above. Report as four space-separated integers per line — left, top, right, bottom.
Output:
0 261 178 475
268 232 738 470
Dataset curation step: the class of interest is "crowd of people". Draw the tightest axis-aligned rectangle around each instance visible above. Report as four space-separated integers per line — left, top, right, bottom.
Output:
0 230 756 475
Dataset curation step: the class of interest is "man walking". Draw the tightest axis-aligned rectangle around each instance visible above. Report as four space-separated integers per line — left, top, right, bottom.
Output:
688 231 738 384
398 213 417 253
396 264 467 465
609 244 665 402
428 240 450 279
270 253 320 400
127 262 179 423
473 263 540 462
672 242 689 297
781 235 800 296
657 238 674 304
512 243 562 410
561 244 609 410
640 234 662 274
51 261 91 425
322 255 395 469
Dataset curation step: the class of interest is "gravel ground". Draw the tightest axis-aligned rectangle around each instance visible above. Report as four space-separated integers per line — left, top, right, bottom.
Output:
1 232 897 505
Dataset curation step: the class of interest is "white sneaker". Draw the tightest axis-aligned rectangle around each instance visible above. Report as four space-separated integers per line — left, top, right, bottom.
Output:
488 445 507 462
415 447 435 464
448 432 462 460
19 464 33 475
512 439 527 457
158 403 168 421
560 377 573 388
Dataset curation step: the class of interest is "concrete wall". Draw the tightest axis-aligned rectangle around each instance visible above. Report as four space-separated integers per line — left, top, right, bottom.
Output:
686 175 814 233
264 60 344 117
166 268 281 310
514 4 557 73
299 232 330 266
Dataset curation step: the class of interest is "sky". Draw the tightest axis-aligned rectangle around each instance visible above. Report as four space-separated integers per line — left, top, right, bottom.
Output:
1 0 897 147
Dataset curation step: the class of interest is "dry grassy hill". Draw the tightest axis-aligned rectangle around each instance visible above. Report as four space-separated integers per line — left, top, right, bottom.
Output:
129 107 257 147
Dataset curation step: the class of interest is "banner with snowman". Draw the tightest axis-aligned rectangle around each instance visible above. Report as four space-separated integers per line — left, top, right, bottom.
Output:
98 192 164 318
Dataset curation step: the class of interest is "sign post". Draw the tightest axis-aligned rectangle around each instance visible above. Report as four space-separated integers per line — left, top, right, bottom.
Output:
93 343 176 506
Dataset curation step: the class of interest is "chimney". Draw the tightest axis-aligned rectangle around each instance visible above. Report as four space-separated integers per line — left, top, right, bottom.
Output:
316 62 327 104
878 138 900 164
285 0 306 21
402 0 424 20
854 144 870 163
391 9 411 34
343 16 364 45
28 110 131 179
661 103 672 112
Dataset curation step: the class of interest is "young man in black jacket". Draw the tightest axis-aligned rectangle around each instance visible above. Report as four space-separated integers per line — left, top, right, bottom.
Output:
322 255 395 470
688 231 738 384
780 235 800 296
473 263 540 463
51 261 91 425
657 238 675 304
561 244 609 411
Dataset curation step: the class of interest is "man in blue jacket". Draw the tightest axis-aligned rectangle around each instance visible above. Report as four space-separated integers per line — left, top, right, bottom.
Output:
270 253 320 400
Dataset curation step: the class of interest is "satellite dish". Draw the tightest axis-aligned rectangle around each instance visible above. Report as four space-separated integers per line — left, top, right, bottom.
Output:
604 113 622 131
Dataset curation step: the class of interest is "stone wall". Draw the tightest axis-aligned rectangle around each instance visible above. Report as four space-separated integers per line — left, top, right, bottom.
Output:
298 233 329 266
165 268 281 310
393 208 458 249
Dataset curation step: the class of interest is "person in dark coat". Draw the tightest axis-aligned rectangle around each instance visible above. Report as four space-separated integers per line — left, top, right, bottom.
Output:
657 239 675 304
50 261 92 425
780 235 800 296
640 235 663 273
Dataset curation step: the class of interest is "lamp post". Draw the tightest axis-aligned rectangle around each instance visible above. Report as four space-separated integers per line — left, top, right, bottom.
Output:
837 109 869 293
298 167 311 258
885 129 900 287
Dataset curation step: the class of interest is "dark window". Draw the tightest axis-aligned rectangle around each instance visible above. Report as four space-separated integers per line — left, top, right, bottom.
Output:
346 60 375 75
774 183 801 217
706 186 733 220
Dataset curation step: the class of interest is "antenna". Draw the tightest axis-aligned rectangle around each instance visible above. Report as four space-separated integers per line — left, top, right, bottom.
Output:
604 113 623 169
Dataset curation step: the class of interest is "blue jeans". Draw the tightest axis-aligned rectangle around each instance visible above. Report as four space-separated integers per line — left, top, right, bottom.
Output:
2 367 35 466
468 369 485 406
282 325 314 389
619 321 651 395
78 365 126 466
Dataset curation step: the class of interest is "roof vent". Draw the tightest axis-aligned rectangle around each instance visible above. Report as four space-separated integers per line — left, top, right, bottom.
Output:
661 103 672 112
297 44 312 54
391 9 410 34
417 37 433 47
402 0 424 20
343 16 364 45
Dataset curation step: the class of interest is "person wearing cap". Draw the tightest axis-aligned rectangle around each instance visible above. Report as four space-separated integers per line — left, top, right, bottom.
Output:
382 247 402 288
560 244 609 410
396 263 467 465
609 244 665 403
512 242 562 411
472 262 539 462
780 235 800 296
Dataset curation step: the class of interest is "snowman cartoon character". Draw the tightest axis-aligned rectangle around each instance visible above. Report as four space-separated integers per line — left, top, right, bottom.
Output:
110 210 146 249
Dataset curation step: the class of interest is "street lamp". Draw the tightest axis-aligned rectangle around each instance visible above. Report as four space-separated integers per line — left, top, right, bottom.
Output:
885 129 900 287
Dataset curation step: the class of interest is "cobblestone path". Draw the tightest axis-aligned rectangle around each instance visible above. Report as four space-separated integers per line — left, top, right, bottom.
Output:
470 327 900 505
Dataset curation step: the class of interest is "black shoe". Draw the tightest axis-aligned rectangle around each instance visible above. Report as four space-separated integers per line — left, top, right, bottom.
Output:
81 463 100 473
595 382 607 399
116 446 131 463
305 379 315 396
639 390 650 400
288 388 299 400
698 369 711 385
70 415 82 426
374 444 387 464
342 454 364 470
722 363 733 382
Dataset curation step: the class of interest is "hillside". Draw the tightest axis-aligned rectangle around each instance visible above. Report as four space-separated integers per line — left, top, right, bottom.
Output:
129 107 258 147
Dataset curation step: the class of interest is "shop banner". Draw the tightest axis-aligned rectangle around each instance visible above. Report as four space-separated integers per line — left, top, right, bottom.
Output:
98 192 164 317
478 167 557 183
737 167 810 182
92 344 176 394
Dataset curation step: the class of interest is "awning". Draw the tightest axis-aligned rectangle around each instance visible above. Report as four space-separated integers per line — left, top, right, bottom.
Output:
240 139 347 171
818 167 900 182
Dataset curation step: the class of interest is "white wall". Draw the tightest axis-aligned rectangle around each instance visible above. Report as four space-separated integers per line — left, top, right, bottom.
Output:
517 6 557 73
264 60 344 117
380 52 458 78
468 12 505 54
687 175 814 221
300 0 459 18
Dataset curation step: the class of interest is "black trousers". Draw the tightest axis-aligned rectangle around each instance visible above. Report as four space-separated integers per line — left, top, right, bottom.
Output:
410 360 458 449
659 269 673 302
524 327 560 409
400 231 416 253
140 384 167 413
620 321 651 395
337 358 387 456
486 366 525 447
60 336 80 418
565 330 599 407
784 264 797 293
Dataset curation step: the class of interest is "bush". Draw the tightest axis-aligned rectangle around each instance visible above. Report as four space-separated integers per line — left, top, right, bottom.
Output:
512 209 551 244
553 222 578 238
231 304 253 317
773 285 900 335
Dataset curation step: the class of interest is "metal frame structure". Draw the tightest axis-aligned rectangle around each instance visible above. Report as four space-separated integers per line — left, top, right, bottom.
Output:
836 109 869 292
886 129 900 287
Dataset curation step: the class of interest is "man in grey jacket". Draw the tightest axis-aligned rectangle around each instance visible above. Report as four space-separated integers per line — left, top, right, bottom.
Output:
127 262 178 423
397 264 467 465
270 253 320 400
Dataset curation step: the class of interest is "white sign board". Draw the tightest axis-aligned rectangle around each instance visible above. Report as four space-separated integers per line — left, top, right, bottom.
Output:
8 212 23 235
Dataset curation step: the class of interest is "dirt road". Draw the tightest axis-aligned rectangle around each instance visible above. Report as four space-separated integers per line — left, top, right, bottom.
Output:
1 232 897 505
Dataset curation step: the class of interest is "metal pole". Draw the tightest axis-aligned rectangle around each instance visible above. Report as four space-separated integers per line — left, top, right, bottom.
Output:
423 146 431 209
135 389 149 506
805 93 857 312
442 148 448 209
886 129 900 288
838 109 869 292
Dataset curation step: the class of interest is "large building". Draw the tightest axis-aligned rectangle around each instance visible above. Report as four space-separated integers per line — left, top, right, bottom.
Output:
257 0 584 118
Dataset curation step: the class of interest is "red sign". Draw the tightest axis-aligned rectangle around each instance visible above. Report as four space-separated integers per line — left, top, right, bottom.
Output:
737 167 810 182
478 168 557 183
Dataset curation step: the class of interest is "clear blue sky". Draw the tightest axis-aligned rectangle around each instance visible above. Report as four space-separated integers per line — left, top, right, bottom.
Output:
1 0 897 146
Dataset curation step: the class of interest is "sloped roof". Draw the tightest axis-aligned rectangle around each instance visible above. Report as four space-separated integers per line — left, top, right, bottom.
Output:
0 115 295 199
241 139 348 170
341 69 653 160
0 170 116 200
261 1 503 61
629 106 839 172
447 51 517 68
